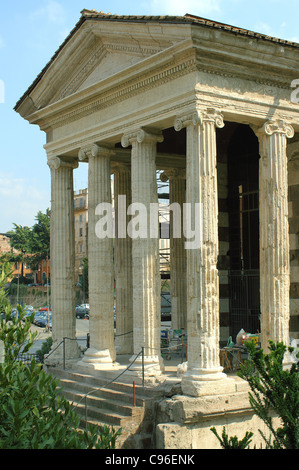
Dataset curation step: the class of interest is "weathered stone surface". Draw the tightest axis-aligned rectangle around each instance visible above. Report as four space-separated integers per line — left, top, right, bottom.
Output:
15 12 298 433
256 121 294 354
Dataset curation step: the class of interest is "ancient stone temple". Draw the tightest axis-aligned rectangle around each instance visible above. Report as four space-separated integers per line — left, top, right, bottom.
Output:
15 11 299 447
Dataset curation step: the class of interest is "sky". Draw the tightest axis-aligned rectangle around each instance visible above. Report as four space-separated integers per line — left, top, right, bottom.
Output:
0 0 298 233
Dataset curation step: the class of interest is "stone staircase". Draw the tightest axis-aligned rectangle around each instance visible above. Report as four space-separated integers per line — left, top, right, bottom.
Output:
48 367 158 449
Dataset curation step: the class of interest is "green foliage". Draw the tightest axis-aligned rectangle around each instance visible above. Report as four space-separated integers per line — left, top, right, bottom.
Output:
210 426 253 449
7 210 50 275
0 262 12 313
8 224 32 255
9 282 28 298
35 337 53 363
97 425 122 449
0 262 121 449
0 307 37 362
0 358 121 449
30 210 50 258
238 340 299 449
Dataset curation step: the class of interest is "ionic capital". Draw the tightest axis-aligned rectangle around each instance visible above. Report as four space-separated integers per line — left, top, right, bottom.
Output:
79 143 115 162
47 156 78 170
121 127 164 148
174 111 201 131
264 119 294 138
174 108 224 131
256 119 295 141
201 108 225 129
254 119 295 159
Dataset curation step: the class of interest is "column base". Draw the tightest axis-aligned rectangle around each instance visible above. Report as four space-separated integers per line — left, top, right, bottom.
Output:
181 365 235 397
125 354 165 384
79 347 119 370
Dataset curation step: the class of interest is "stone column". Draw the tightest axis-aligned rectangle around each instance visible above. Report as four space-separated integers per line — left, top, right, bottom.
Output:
47 156 80 363
121 128 164 380
161 169 187 330
113 162 133 354
174 109 233 396
256 120 294 354
78 144 116 369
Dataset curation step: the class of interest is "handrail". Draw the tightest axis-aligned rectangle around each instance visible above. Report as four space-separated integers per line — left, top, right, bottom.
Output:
44 335 187 429
71 349 144 428
73 342 187 428
44 336 88 369
114 330 133 337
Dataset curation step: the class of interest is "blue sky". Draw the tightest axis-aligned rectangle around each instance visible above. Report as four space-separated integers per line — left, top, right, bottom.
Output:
0 0 298 232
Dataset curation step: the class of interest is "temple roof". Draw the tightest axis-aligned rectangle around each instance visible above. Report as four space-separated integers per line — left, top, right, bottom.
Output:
14 10 299 112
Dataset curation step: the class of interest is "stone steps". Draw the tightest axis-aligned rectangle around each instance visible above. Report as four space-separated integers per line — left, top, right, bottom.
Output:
48 367 156 449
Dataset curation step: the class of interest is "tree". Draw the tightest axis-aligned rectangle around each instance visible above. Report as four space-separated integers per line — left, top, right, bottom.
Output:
7 224 32 278
24 209 51 277
0 261 121 449
210 426 253 449
238 341 299 449
30 209 50 260
0 262 13 313
7 210 51 284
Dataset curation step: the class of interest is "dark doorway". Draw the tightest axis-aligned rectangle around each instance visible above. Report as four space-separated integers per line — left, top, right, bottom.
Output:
228 124 261 339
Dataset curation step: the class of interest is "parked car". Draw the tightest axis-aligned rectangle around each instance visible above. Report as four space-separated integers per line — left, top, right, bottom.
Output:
34 311 47 325
39 306 52 311
35 313 52 328
80 303 89 310
75 306 89 319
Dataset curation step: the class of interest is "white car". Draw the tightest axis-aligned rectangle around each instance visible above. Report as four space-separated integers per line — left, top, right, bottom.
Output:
80 303 89 309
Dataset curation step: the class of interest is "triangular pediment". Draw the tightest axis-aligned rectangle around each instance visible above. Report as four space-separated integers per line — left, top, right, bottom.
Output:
24 18 190 112
52 38 174 104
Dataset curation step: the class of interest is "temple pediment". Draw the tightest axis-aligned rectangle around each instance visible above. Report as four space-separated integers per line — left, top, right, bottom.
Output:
53 36 181 105
15 11 299 126
18 15 189 115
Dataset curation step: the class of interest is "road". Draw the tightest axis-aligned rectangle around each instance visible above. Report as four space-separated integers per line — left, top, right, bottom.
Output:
29 318 172 353
29 318 90 353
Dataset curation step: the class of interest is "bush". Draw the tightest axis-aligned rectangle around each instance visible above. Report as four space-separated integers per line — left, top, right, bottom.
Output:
35 337 53 363
0 272 121 449
210 426 253 449
0 358 121 449
238 340 299 449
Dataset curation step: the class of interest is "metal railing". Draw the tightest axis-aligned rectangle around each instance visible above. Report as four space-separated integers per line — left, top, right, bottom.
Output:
34 332 187 429
71 341 187 429
71 349 144 427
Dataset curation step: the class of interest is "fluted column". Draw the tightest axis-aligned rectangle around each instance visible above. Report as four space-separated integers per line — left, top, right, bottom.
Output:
161 169 187 330
256 120 294 355
121 128 164 380
175 109 233 396
47 156 80 363
79 144 116 368
113 162 133 354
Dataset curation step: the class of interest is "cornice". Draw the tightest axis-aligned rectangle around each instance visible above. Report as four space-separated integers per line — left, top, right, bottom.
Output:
28 44 197 131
